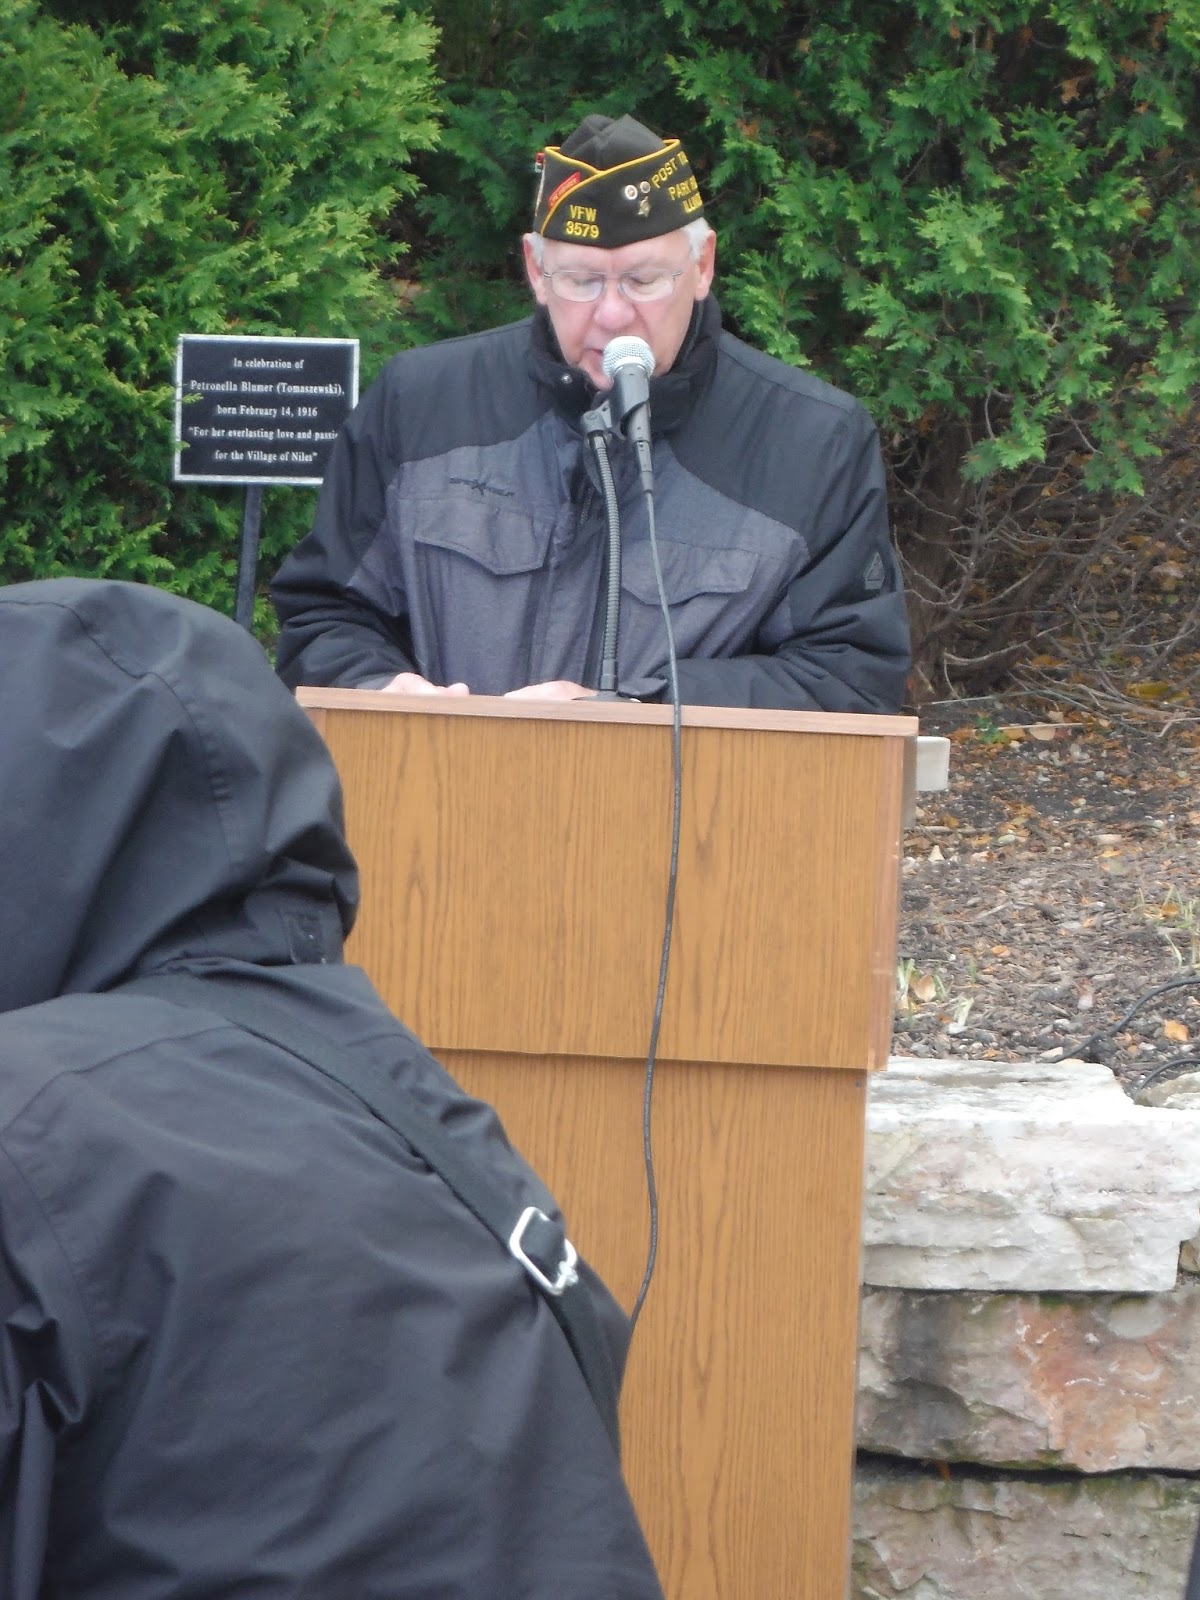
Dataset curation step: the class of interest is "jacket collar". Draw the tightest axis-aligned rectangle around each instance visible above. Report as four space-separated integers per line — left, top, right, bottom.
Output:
529 296 722 433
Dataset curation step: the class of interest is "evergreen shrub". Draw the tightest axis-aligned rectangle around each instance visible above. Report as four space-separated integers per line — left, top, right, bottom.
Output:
0 0 438 619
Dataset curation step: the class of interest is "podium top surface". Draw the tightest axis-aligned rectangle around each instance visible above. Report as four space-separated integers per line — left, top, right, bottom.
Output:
296 686 918 740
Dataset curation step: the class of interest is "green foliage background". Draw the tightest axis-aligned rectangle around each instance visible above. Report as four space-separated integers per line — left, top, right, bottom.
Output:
2 0 1198 683
0 0 437 615
417 1 1200 468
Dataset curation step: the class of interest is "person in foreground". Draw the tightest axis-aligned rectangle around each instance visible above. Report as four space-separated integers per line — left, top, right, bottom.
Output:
0 577 662 1599
271 111 911 710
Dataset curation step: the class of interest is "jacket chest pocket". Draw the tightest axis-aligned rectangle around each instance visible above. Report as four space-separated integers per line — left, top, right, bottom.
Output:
405 492 553 690
620 540 763 665
409 491 551 576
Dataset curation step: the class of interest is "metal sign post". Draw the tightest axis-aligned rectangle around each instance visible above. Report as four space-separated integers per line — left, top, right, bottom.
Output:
173 334 359 629
234 485 265 631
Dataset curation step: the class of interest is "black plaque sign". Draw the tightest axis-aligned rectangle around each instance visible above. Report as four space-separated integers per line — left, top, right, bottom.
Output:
174 334 359 485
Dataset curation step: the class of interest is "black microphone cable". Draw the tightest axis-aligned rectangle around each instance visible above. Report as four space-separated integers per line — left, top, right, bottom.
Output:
628 457 682 1335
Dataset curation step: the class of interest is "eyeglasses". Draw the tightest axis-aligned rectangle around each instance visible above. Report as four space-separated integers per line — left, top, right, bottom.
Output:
541 267 686 304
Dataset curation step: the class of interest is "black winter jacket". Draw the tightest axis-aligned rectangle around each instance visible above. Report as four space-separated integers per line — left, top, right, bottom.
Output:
272 299 911 710
0 579 661 1599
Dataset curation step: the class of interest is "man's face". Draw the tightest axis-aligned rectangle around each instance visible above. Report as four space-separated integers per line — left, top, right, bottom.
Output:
523 227 716 390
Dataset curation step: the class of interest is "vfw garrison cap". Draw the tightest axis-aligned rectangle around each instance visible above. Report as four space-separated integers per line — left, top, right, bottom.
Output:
532 113 705 248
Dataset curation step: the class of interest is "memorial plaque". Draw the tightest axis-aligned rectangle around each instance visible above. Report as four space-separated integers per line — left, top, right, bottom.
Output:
174 334 359 486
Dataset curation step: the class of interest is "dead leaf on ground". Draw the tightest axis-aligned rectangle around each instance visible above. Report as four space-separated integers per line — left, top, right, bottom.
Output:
1164 1020 1191 1043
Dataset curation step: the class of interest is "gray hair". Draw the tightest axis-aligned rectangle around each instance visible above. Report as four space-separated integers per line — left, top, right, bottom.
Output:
526 218 713 266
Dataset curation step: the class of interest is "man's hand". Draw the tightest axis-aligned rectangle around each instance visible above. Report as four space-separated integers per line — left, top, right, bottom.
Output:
380 672 469 696
502 681 591 701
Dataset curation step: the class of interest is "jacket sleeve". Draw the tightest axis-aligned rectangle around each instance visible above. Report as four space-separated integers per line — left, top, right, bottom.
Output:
272 370 420 691
669 406 911 713
0 1150 93 1600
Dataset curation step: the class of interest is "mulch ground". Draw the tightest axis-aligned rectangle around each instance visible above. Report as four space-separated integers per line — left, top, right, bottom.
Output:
894 698 1200 1097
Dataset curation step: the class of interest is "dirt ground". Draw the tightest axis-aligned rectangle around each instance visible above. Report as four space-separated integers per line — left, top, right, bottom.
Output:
894 698 1200 1097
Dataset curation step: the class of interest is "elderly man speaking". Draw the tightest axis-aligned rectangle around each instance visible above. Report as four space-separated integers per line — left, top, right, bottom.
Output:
272 111 910 711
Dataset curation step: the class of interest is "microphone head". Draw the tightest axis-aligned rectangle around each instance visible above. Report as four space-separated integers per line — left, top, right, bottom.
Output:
602 336 655 382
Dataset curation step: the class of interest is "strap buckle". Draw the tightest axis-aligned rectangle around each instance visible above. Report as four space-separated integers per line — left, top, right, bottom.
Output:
508 1206 579 1297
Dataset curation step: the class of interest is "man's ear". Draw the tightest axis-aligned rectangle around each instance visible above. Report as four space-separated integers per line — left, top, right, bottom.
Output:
522 235 548 305
694 229 717 301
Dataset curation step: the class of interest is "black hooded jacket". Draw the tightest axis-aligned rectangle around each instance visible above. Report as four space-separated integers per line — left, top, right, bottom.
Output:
0 579 661 1598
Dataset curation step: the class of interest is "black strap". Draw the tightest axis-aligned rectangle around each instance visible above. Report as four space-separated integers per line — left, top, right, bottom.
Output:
121 973 622 1456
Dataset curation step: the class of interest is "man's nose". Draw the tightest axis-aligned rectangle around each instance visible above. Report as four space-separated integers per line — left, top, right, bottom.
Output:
590 280 637 330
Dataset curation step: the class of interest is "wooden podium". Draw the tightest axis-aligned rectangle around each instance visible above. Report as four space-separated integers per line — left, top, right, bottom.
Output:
298 689 915 1599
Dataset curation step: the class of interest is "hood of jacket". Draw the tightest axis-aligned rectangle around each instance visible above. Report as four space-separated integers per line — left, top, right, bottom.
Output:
0 578 357 1013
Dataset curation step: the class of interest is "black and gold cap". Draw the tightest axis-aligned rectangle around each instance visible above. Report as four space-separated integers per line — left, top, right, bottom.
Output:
532 113 704 248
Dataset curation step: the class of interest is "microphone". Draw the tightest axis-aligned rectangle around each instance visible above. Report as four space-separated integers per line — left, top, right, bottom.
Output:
602 337 654 443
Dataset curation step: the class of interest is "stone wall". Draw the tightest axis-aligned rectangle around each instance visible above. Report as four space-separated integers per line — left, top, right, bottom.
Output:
853 1060 1200 1600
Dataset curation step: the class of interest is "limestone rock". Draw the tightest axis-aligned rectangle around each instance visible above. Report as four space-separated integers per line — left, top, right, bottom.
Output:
1136 1073 1200 1271
858 1284 1200 1471
1140 1069 1200 1111
853 1459 1200 1600
866 1059 1200 1291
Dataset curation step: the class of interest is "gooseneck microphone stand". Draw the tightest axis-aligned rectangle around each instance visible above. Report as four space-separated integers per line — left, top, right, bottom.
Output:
581 400 624 699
